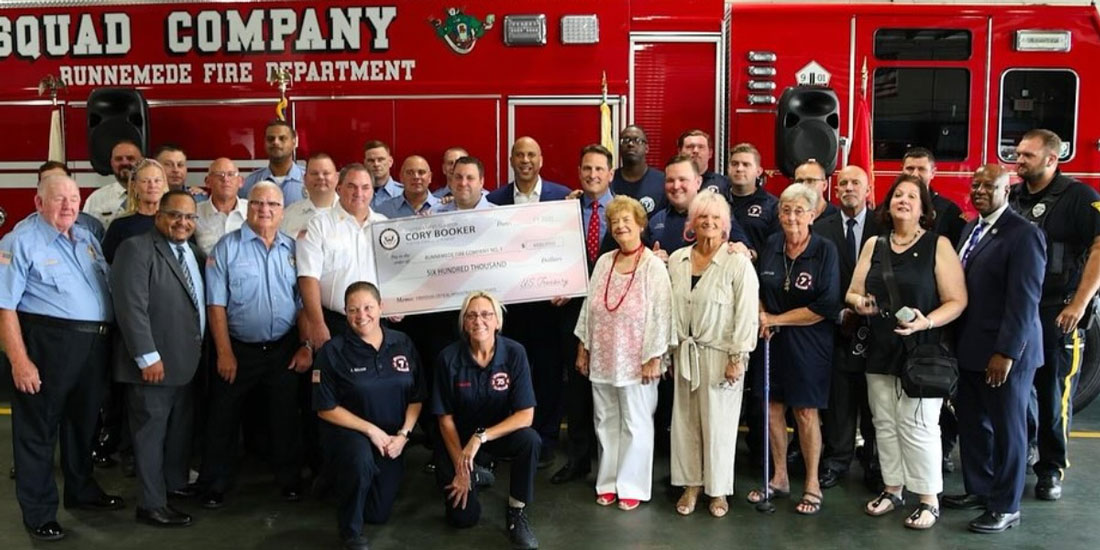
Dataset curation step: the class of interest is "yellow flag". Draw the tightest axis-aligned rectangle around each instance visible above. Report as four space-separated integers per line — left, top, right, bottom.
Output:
47 108 64 162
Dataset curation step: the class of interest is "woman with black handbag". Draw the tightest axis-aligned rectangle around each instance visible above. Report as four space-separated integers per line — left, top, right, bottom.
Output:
846 174 967 530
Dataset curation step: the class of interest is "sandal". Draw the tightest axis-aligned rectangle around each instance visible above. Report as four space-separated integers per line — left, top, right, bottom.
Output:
708 496 729 518
618 498 641 511
745 484 790 504
865 491 905 517
903 503 939 530
676 487 700 516
795 492 822 515
596 493 617 506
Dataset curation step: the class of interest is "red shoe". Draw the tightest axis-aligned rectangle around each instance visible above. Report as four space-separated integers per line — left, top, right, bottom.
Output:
596 493 617 506
618 498 641 511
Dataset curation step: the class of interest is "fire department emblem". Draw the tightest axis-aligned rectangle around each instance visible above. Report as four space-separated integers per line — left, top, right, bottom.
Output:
640 196 655 213
490 372 510 391
747 205 763 217
705 185 720 194
794 272 813 291
392 355 410 372
430 8 496 55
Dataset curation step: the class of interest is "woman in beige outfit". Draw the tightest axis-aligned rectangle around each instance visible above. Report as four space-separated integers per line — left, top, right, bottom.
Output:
668 192 759 517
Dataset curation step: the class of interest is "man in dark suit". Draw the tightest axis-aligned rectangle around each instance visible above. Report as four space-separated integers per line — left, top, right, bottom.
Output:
111 190 205 527
486 137 571 205
813 165 881 491
485 137 573 470
944 164 1046 533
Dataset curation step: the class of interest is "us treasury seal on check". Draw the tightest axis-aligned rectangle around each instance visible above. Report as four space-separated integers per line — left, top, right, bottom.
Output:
372 201 589 315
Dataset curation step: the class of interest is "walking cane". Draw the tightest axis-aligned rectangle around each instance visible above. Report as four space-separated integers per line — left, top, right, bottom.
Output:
756 332 776 514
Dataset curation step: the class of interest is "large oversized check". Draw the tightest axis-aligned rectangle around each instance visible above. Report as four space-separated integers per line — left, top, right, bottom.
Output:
371 201 590 315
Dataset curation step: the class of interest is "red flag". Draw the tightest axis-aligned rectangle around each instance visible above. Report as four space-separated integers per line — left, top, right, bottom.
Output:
848 58 875 205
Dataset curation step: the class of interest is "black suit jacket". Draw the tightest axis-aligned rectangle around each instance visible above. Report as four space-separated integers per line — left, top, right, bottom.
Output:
954 209 1046 372
814 209 881 296
110 230 205 386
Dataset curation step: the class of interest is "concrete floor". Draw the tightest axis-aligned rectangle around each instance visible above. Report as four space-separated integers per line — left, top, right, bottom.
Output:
0 404 1098 550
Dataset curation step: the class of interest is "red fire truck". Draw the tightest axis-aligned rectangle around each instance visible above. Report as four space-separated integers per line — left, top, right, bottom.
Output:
1 0 1098 407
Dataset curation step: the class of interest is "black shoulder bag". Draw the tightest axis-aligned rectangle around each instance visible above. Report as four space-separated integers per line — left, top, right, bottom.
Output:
877 236 958 399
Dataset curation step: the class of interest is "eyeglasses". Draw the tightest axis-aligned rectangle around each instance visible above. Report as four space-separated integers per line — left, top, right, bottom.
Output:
620 137 647 145
463 311 496 322
793 177 826 184
209 171 239 180
159 210 199 221
248 199 283 209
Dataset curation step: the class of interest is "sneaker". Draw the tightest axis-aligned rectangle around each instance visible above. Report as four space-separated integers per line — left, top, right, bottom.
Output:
505 506 538 549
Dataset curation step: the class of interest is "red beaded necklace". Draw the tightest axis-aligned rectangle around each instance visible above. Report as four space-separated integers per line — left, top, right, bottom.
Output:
603 243 645 312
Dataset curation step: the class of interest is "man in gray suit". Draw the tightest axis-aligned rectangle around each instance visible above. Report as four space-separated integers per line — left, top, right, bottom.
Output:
111 190 205 527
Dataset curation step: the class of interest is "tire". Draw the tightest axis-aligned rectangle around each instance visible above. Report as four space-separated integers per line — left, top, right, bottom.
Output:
1073 315 1100 413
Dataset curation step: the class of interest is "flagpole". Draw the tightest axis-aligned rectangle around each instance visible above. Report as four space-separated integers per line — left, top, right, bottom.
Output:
38 75 66 163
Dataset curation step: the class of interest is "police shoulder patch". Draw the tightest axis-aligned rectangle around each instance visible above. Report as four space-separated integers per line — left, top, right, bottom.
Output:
0 250 11 266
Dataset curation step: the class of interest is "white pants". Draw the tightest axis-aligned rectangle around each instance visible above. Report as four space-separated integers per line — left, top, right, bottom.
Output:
592 382 659 500
670 351 744 496
866 374 943 495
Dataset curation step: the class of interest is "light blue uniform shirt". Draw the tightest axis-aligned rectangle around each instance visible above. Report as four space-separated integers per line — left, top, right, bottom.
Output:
138 240 205 368
242 163 306 203
205 224 299 343
0 215 112 321
370 177 404 210
376 192 442 219
434 195 495 213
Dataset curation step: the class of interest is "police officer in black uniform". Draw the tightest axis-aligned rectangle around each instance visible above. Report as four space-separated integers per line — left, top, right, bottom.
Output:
0 175 124 542
432 291 540 550
1008 128 1100 500
314 282 424 550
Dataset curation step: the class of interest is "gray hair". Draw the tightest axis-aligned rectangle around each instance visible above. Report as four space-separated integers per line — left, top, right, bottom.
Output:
779 182 819 211
248 180 284 204
37 174 76 198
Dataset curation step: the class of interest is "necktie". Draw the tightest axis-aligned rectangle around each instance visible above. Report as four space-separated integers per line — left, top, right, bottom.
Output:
961 221 987 268
586 202 601 264
174 244 200 310
845 218 857 259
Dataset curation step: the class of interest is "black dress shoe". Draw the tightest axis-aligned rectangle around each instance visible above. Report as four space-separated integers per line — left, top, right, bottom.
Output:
67 493 125 511
168 485 200 498
282 487 303 502
343 534 370 550
26 520 65 541
136 506 193 527
200 491 225 509
819 468 844 489
1035 475 1062 500
968 510 1020 533
550 462 590 485
942 493 987 510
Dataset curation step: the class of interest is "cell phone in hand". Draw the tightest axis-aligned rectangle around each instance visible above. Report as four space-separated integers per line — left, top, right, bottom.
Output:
895 306 916 323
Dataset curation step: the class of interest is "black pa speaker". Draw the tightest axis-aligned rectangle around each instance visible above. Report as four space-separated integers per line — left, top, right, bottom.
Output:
775 86 839 178
87 88 149 176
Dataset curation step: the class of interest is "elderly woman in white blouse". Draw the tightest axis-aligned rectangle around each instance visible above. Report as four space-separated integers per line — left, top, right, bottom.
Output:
667 192 759 518
575 196 673 512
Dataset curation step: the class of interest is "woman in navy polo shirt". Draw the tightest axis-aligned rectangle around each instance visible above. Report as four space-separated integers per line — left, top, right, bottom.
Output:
747 183 840 516
313 282 425 550
431 291 540 550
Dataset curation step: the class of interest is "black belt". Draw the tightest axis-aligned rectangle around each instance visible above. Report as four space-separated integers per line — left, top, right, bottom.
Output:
18 312 111 335
231 332 295 352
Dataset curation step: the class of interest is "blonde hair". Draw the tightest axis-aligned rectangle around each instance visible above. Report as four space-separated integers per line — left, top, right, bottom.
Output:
458 290 506 336
125 159 169 214
685 191 732 242
604 195 648 229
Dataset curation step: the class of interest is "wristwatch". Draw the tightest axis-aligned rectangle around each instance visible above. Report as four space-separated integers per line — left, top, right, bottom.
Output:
474 428 488 444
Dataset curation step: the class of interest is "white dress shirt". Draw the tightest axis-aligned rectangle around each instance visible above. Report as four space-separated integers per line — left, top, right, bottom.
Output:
281 194 338 240
296 202 388 312
513 177 544 204
82 181 127 227
194 197 248 255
